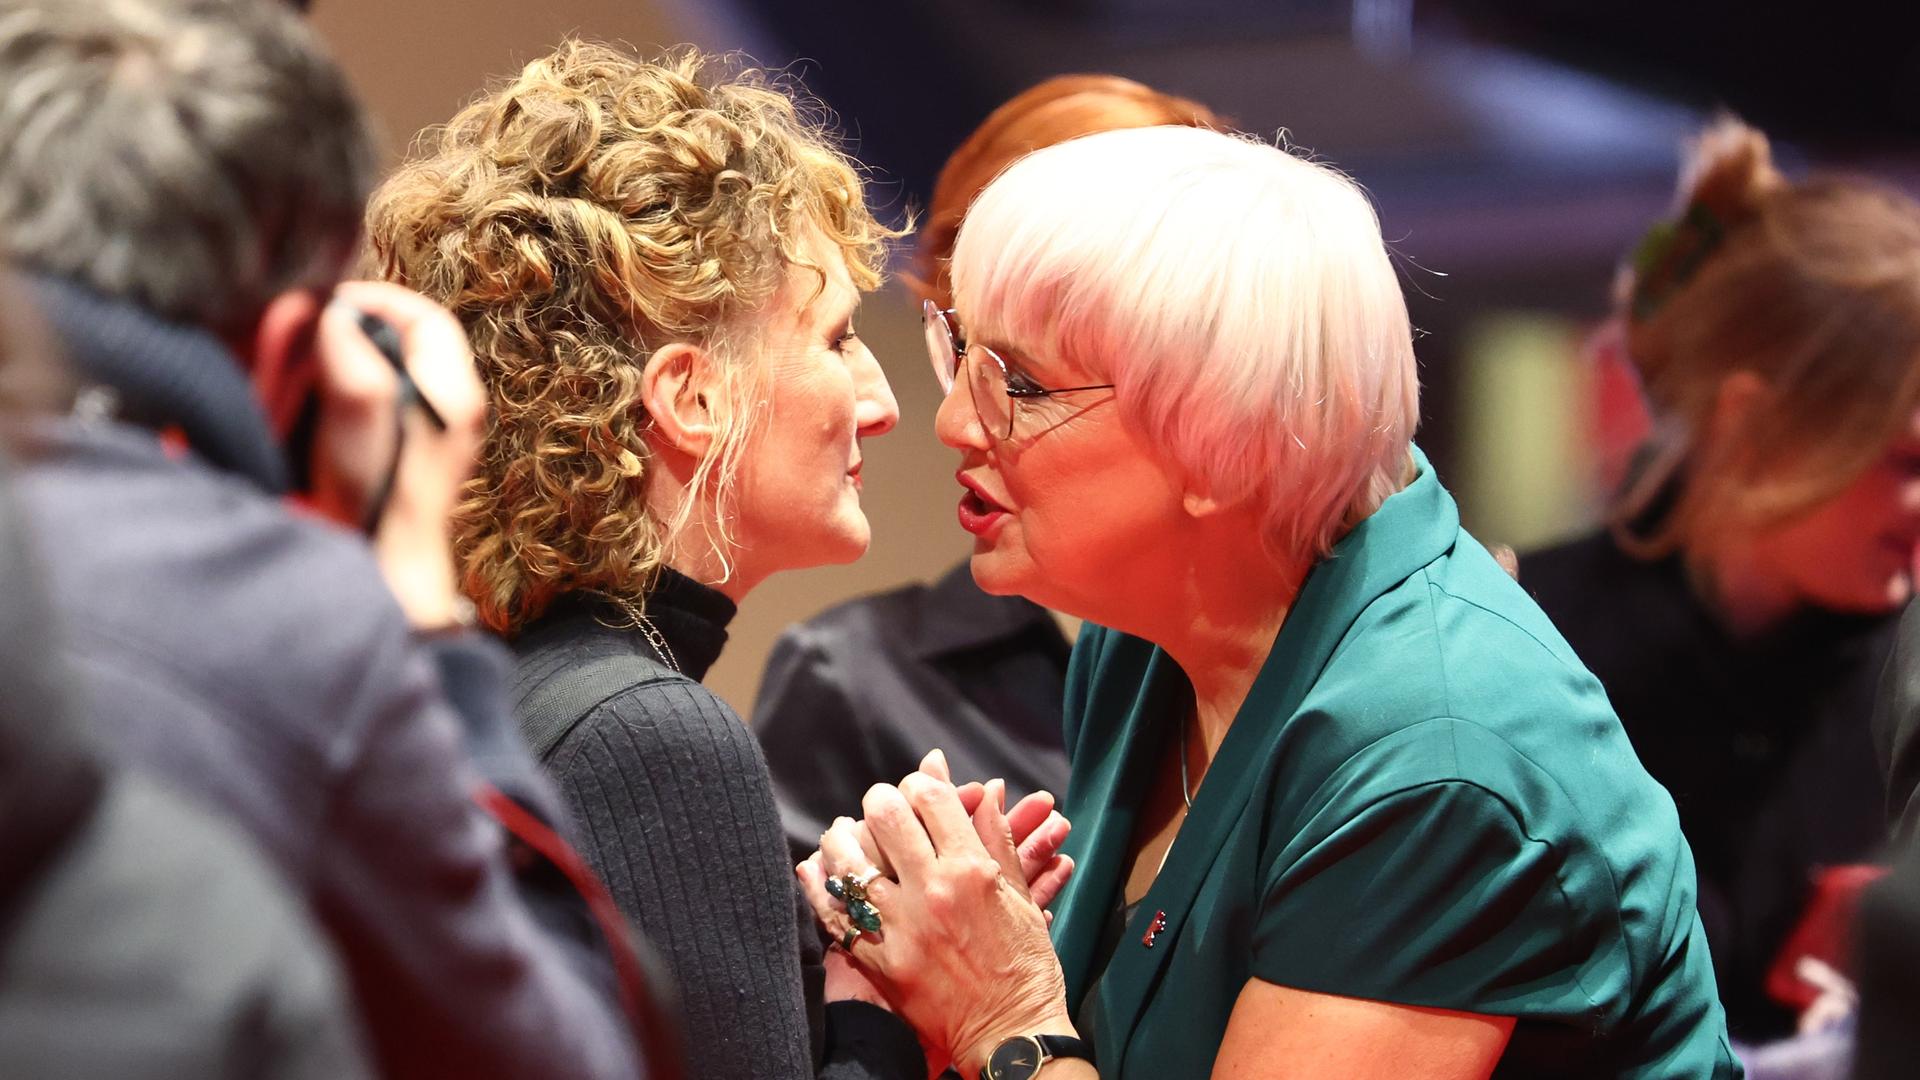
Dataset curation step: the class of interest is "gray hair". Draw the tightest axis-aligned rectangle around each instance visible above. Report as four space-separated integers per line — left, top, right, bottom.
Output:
0 0 375 329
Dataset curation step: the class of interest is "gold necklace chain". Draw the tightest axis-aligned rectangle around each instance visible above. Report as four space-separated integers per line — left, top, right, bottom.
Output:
593 592 682 674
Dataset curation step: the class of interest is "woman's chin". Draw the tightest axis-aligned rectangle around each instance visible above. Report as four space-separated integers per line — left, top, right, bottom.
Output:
1806 569 1914 616
1882 569 1916 611
965 550 1030 598
747 520 872 580
820 517 873 565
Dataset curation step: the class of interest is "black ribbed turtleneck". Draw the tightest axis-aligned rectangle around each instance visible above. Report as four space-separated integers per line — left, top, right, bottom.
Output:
509 571 920 1080
632 567 736 682
530 568 737 683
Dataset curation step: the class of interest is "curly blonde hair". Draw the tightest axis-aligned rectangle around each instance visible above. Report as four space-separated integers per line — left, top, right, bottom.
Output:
366 42 895 634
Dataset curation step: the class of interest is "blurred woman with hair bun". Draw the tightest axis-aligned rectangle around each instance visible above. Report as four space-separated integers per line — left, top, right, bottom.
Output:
1524 117 1920 1040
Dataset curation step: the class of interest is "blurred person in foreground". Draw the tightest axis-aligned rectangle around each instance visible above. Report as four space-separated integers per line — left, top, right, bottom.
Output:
1523 119 1920 1041
801 125 1738 1079
367 42 1069 1080
1852 599 1920 1080
0 1 653 1076
754 74 1223 864
0 282 369 1079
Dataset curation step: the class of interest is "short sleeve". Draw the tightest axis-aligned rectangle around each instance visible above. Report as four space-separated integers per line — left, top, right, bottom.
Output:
1253 778 1601 1017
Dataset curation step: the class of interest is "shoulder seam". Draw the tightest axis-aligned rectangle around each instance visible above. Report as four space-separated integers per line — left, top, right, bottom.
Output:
1415 567 1455 719
1426 580 1586 681
546 672 731 766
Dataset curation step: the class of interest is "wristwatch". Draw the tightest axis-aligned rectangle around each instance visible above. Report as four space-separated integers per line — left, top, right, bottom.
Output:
980 1033 1093 1080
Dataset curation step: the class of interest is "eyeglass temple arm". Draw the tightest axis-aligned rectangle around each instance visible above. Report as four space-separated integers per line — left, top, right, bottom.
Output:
1006 382 1117 398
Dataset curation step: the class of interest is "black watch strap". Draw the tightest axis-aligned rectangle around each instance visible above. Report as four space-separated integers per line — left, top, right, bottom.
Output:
980 1033 1093 1080
1035 1034 1091 1064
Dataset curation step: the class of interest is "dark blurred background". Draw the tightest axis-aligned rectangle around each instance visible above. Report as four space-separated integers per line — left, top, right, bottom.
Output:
312 0 1920 710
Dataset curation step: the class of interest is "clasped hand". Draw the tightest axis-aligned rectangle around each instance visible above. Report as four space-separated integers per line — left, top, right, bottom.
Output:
797 750 1080 1076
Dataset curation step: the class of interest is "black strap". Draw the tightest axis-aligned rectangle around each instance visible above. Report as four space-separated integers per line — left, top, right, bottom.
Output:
1036 1034 1092 1064
978 1033 1094 1080
514 651 678 761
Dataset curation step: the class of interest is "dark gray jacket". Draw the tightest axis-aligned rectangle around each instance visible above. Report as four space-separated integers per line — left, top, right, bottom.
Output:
9 281 642 1079
0 446 367 1080
0 774 373 1080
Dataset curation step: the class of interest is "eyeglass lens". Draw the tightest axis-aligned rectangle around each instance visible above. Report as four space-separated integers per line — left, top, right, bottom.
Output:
923 301 1015 441
923 302 958 395
967 346 1014 440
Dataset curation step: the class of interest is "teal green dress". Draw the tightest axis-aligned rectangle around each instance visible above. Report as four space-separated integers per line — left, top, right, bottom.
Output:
1052 448 1741 1079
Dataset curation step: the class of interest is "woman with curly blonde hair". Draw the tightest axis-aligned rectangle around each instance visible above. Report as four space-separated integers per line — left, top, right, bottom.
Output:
366 42 976 1079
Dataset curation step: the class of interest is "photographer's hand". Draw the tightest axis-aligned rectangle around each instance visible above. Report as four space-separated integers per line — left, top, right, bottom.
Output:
311 282 486 630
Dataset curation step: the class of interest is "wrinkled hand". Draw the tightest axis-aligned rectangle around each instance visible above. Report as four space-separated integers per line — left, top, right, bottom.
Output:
839 749 1074 914
799 774 1076 1077
309 282 486 629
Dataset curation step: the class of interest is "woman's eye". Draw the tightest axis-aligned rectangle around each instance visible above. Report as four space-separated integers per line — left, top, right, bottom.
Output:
1006 370 1044 394
834 330 859 353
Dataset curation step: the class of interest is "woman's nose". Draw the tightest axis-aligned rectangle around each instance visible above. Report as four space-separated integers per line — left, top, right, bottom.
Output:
852 345 899 438
934 366 988 451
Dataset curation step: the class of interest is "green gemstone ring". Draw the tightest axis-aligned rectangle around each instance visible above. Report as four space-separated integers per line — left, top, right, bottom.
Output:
829 870 884 943
848 897 882 933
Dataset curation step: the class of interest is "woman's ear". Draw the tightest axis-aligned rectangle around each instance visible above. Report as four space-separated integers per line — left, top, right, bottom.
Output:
642 341 719 458
1709 369 1769 447
1182 489 1226 518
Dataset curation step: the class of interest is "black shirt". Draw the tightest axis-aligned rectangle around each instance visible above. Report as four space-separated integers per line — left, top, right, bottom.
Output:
1523 530 1895 1039
754 561 1072 863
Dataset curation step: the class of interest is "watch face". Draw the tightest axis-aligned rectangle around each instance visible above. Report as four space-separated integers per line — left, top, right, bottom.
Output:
986 1035 1045 1080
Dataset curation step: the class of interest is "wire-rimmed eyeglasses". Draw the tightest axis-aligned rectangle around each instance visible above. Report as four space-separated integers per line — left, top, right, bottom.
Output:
922 300 1115 441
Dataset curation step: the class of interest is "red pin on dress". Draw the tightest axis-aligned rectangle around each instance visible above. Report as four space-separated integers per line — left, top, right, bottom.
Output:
1142 909 1168 948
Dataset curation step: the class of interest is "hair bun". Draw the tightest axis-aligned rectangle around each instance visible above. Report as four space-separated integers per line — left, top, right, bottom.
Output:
1622 116 1786 322
1676 115 1786 228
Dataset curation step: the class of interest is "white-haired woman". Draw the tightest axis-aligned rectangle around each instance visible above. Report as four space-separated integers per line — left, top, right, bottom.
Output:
800 126 1741 1079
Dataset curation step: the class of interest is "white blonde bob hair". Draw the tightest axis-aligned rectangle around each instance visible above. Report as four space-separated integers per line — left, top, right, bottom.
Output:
949 125 1419 558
